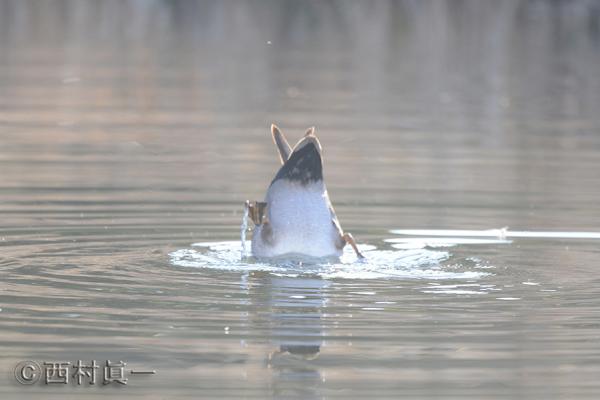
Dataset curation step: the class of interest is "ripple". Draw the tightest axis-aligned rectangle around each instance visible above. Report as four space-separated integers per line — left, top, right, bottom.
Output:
386 237 512 249
420 283 497 295
390 229 600 240
169 241 491 280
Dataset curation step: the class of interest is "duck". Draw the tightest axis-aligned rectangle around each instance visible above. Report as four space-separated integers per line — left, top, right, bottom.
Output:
246 124 363 259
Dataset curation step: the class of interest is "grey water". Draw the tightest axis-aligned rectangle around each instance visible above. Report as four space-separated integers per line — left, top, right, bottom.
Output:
1 1 600 399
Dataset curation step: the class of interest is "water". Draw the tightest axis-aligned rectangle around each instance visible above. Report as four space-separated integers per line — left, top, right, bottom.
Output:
1 1 600 398
241 203 249 258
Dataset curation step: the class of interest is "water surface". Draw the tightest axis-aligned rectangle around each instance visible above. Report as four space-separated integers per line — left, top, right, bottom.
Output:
1 1 600 399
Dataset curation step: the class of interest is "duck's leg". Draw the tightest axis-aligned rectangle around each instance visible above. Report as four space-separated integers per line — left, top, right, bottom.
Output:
343 232 364 259
245 200 269 225
330 207 364 259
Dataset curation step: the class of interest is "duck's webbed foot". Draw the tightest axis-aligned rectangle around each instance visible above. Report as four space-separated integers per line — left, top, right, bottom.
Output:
343 232 364 259
245 200 269 225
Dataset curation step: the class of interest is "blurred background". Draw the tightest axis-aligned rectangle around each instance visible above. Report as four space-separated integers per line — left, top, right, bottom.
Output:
1 1 600 399
1 0 599 233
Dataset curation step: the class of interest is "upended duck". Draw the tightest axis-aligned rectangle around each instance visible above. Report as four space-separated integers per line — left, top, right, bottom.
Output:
246 124 363 259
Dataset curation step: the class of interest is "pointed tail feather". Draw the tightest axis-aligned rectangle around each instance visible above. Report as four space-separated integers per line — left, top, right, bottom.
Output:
271 124 292 165
271 135 323 185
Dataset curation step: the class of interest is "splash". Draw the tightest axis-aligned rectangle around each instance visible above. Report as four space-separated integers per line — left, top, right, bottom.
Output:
169 241 491 281
240 202 249 258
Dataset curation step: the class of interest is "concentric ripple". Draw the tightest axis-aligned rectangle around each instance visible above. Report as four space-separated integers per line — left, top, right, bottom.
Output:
169 241 491 280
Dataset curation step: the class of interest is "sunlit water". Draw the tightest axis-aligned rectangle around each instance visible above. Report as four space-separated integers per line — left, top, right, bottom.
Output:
171 240 485 281
1 1 600 399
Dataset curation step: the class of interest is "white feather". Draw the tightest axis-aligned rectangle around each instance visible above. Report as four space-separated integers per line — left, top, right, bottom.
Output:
251 179 341 258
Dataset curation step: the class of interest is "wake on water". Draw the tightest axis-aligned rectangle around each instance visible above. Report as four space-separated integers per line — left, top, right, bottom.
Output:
169 240 491 280
170 213 505 280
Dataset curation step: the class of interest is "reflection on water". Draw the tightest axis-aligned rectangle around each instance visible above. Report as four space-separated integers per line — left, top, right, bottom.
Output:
1 0 600 399
249 275 328 398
